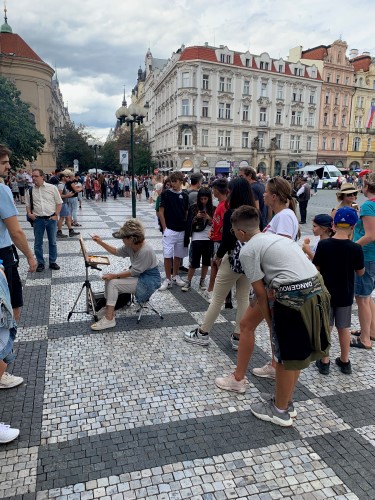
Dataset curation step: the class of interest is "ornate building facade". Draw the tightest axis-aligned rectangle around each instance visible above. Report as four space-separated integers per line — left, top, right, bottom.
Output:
289 40 355 169
133 44 322 176
347 51 375 170
0 16 69 171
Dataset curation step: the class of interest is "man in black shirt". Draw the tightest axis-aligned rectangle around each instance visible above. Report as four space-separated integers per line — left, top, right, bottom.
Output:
239 167 268 230
158 172 189 290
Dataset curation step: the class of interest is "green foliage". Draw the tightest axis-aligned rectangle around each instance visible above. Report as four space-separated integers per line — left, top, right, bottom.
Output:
55 123 94 171
115 124 154 175
0 76 46 168
100 140 121 173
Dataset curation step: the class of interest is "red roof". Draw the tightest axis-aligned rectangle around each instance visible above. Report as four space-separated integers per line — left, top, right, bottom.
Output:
302 45 329 60
179 45 321 80
351 55 371 72
0 32 44 63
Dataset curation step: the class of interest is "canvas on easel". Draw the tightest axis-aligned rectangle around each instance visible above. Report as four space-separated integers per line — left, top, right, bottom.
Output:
79 237 110 266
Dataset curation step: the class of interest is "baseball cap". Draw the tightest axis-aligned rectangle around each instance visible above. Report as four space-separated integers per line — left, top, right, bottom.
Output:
334 206 358 226
313 214 333 228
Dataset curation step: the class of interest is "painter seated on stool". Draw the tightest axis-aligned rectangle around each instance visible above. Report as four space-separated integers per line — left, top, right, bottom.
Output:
90 219 160 331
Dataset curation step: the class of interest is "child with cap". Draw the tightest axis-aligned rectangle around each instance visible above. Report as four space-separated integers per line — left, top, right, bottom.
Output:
302 214 334 260
313 207 365 375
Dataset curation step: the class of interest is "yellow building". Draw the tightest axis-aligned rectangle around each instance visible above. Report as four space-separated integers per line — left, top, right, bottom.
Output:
348 51 375 170
0 15 69 171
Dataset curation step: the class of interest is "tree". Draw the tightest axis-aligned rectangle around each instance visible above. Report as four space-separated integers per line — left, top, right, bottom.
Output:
0 76 45 168
55 123 94 171
100 140 121 173
116 124 154 175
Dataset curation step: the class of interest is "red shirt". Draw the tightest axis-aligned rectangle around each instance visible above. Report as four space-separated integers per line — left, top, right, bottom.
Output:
210 200 227 241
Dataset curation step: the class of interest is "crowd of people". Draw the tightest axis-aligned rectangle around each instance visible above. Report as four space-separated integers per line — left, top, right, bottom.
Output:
1 142 374 442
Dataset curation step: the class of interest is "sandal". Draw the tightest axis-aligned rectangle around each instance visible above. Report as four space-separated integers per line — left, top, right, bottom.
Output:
351 330 375 342
350 338 372 350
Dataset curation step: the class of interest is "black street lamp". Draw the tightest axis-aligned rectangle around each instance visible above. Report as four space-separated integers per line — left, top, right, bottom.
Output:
115 103 147 218
89 144 102 176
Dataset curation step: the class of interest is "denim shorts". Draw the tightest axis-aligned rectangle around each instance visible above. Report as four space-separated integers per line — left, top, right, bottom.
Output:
60 203 71 217
354 261 375 297
0 326 16 365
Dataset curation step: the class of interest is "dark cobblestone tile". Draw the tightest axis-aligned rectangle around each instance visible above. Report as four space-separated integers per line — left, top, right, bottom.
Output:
321 388 375 427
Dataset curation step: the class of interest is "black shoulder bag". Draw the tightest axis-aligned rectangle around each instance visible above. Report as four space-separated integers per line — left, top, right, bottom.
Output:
26 187 34 226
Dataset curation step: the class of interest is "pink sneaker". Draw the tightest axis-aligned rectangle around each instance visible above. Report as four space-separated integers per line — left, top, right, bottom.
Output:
215 373 248 394
252 362 276 379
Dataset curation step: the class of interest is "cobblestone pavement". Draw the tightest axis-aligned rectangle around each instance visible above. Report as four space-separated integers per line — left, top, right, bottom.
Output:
1 191 374 500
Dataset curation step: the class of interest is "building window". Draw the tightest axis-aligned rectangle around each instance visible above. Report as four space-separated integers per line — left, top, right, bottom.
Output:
183 130 192 146
276 134 281 149
292 90 297 101
308 112 314 127
336 74 340 84
225 103 231 119
226 54 231 64
327 74 331 83
245 58 250 67
343 95 348 106
259 107 267 123
258 132 265 148
242 105 249 121
182 99 189 116
331 137 336 150
226 78 232 92
295 135 301 150
340 138 344 151
294 67 303 76
322 137 327 150
353 137 361 151
219 77 225 92
334 93 339 105
323 112 328 126
242 131 249 148
342 114 346 126
291 111 296 125
306 136 312 151
290 135 295 150
202 129 208 146
225 131 231 147
243 80 250 95
345 76 350 85
296 111 302 125
325 93 330 104
220 54 225 63
277 84 284 99
367 138 371 151
278 64 283 73
309 91 315 104
276 109 282 124
218 130 224 147
202 101 209 118
202 74 209 90
182 72 190 88
261 82 267 97
218 102 225 119
333 114 337 126
260 61 269 70
354 115 362 128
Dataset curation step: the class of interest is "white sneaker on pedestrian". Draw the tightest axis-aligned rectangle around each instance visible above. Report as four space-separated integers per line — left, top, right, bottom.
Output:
159 279 172 291
215 373 248 394
172 275 186 287
252 362 276 379
90 316 116 331
181 281 191 292
183 327 210 346
259 392 297 418
250 399 293 427
0 372 24 389
199 280 207 290
230 334 239 351
0 423 20 443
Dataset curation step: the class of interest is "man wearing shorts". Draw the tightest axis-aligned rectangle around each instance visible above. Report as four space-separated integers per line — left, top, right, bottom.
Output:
158 171 189 290
0 144 37 389
215 206 331 427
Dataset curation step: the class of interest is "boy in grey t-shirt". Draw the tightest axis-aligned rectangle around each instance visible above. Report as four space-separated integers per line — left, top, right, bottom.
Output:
215 206 330 427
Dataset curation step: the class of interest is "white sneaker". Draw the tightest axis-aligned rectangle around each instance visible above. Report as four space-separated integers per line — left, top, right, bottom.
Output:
90 316 116 331
252 362 276 379
96 309 116 320
199 280 207 290
159 278 172 291
172 275 186 287
215 373 248 394
230 334 239 351
183 327 210 346
0 372 24 389
0 423 20 443
181 281 191 292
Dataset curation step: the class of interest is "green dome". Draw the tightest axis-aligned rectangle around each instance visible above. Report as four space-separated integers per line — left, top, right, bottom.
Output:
1 20 12 33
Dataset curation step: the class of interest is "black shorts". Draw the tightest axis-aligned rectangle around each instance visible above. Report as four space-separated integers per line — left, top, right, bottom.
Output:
18 186 25 196
189 240 214 269
0 246 23 309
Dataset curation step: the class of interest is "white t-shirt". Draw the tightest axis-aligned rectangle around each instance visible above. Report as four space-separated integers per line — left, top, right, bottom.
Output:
263 208 299 240
240 233 317 288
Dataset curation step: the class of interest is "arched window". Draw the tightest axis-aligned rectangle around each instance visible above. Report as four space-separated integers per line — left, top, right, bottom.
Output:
353 137 361 151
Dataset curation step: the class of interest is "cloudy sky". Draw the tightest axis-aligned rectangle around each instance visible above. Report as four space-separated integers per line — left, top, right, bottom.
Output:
5 0 374 141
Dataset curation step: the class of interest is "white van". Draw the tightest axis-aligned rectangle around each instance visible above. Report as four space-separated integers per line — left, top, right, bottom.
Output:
296 164 341 189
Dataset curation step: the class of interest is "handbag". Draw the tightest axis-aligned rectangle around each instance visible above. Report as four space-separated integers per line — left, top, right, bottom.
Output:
26 187 34 226
228 240 245 274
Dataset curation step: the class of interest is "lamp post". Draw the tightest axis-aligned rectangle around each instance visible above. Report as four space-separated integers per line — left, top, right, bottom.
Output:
115 103 147 218
89 144 102 176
